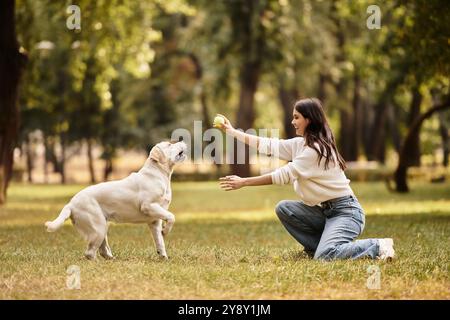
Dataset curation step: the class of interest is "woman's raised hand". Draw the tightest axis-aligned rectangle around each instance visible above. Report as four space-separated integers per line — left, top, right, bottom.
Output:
216 114 234 131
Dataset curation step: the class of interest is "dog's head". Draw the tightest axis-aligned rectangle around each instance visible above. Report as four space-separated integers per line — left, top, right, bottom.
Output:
149 141 187 168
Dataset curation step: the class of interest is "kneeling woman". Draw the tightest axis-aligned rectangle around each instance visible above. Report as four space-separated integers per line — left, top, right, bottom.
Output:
218 98 395 261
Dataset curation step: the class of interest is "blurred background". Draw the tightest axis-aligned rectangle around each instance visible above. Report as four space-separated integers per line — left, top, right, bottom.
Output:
1 0 449 203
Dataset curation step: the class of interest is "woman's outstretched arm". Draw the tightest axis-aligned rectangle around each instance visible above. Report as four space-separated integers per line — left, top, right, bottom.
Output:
219 174 272 191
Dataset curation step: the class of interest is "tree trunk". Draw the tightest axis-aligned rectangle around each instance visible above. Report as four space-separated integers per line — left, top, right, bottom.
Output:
232 62 260 177
317 72 328 104
349 72 361 161
43 134 49 183
388 102 402 153
329 2 355 162
48 140 59 174
368 72 406 162
87 139 96 184
339 108 354 161
100 78 119 182
278 87 298 138
438 111 449 167
361 99 373 158
406 86 422 166
185 52 223 169
59 133 66 184
25 134 33 183
187 53 211 126
377 128 387 163
395 98 450 192
0 0 27 204
227 0 266 177
369 102 388 163
104 158 113 181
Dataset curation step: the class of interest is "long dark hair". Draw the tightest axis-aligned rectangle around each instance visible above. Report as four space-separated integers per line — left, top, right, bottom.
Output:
294 98 346 170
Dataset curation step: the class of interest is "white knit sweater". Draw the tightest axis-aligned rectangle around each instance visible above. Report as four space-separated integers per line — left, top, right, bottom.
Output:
258 137 354 206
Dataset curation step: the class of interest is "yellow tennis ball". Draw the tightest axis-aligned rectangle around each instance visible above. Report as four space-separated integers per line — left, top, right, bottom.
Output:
213 115 225 128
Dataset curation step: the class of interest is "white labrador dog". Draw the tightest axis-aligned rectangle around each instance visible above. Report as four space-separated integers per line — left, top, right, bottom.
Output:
45 141 187 260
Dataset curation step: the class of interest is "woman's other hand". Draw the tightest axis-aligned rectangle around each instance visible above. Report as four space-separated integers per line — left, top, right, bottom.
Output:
219 175 246 191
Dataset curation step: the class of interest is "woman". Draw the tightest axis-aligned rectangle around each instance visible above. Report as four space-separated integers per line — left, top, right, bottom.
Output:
218 98 395 261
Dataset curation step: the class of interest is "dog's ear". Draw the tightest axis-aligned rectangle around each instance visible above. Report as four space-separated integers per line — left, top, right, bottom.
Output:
150 146 165 163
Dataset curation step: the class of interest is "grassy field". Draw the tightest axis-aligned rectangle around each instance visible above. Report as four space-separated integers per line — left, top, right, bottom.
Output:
0 181 449 299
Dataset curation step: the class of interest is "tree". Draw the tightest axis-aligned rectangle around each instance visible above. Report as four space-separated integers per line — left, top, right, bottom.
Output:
225 0 270 177
0 0 27 204
395 96 450 192
391 0 450 191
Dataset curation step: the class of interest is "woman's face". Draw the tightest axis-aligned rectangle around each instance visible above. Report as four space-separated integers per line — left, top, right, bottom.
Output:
292 109 310 136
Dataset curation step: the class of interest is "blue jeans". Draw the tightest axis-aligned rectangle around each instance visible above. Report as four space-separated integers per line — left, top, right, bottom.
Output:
275 195 379 260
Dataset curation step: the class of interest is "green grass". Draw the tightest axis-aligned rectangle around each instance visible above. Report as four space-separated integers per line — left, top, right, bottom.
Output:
0 181 449 299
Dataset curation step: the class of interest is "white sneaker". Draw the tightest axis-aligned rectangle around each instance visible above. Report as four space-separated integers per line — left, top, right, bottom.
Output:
378 238 395 261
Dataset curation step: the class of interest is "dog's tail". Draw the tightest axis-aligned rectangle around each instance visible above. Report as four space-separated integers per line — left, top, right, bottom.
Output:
45 205 71 232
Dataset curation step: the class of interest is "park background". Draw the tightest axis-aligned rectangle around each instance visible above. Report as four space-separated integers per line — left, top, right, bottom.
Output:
0 0 449 299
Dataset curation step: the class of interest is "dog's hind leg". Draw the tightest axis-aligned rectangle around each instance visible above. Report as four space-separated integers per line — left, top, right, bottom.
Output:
148 220 168 259
84 222 106 260
99 234 114 260
99 238 113 260
84 234 104 260
70 200 107 260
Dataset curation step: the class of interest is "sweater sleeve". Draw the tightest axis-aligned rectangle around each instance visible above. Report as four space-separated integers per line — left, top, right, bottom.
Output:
258 137 303 161
271 146 320 185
